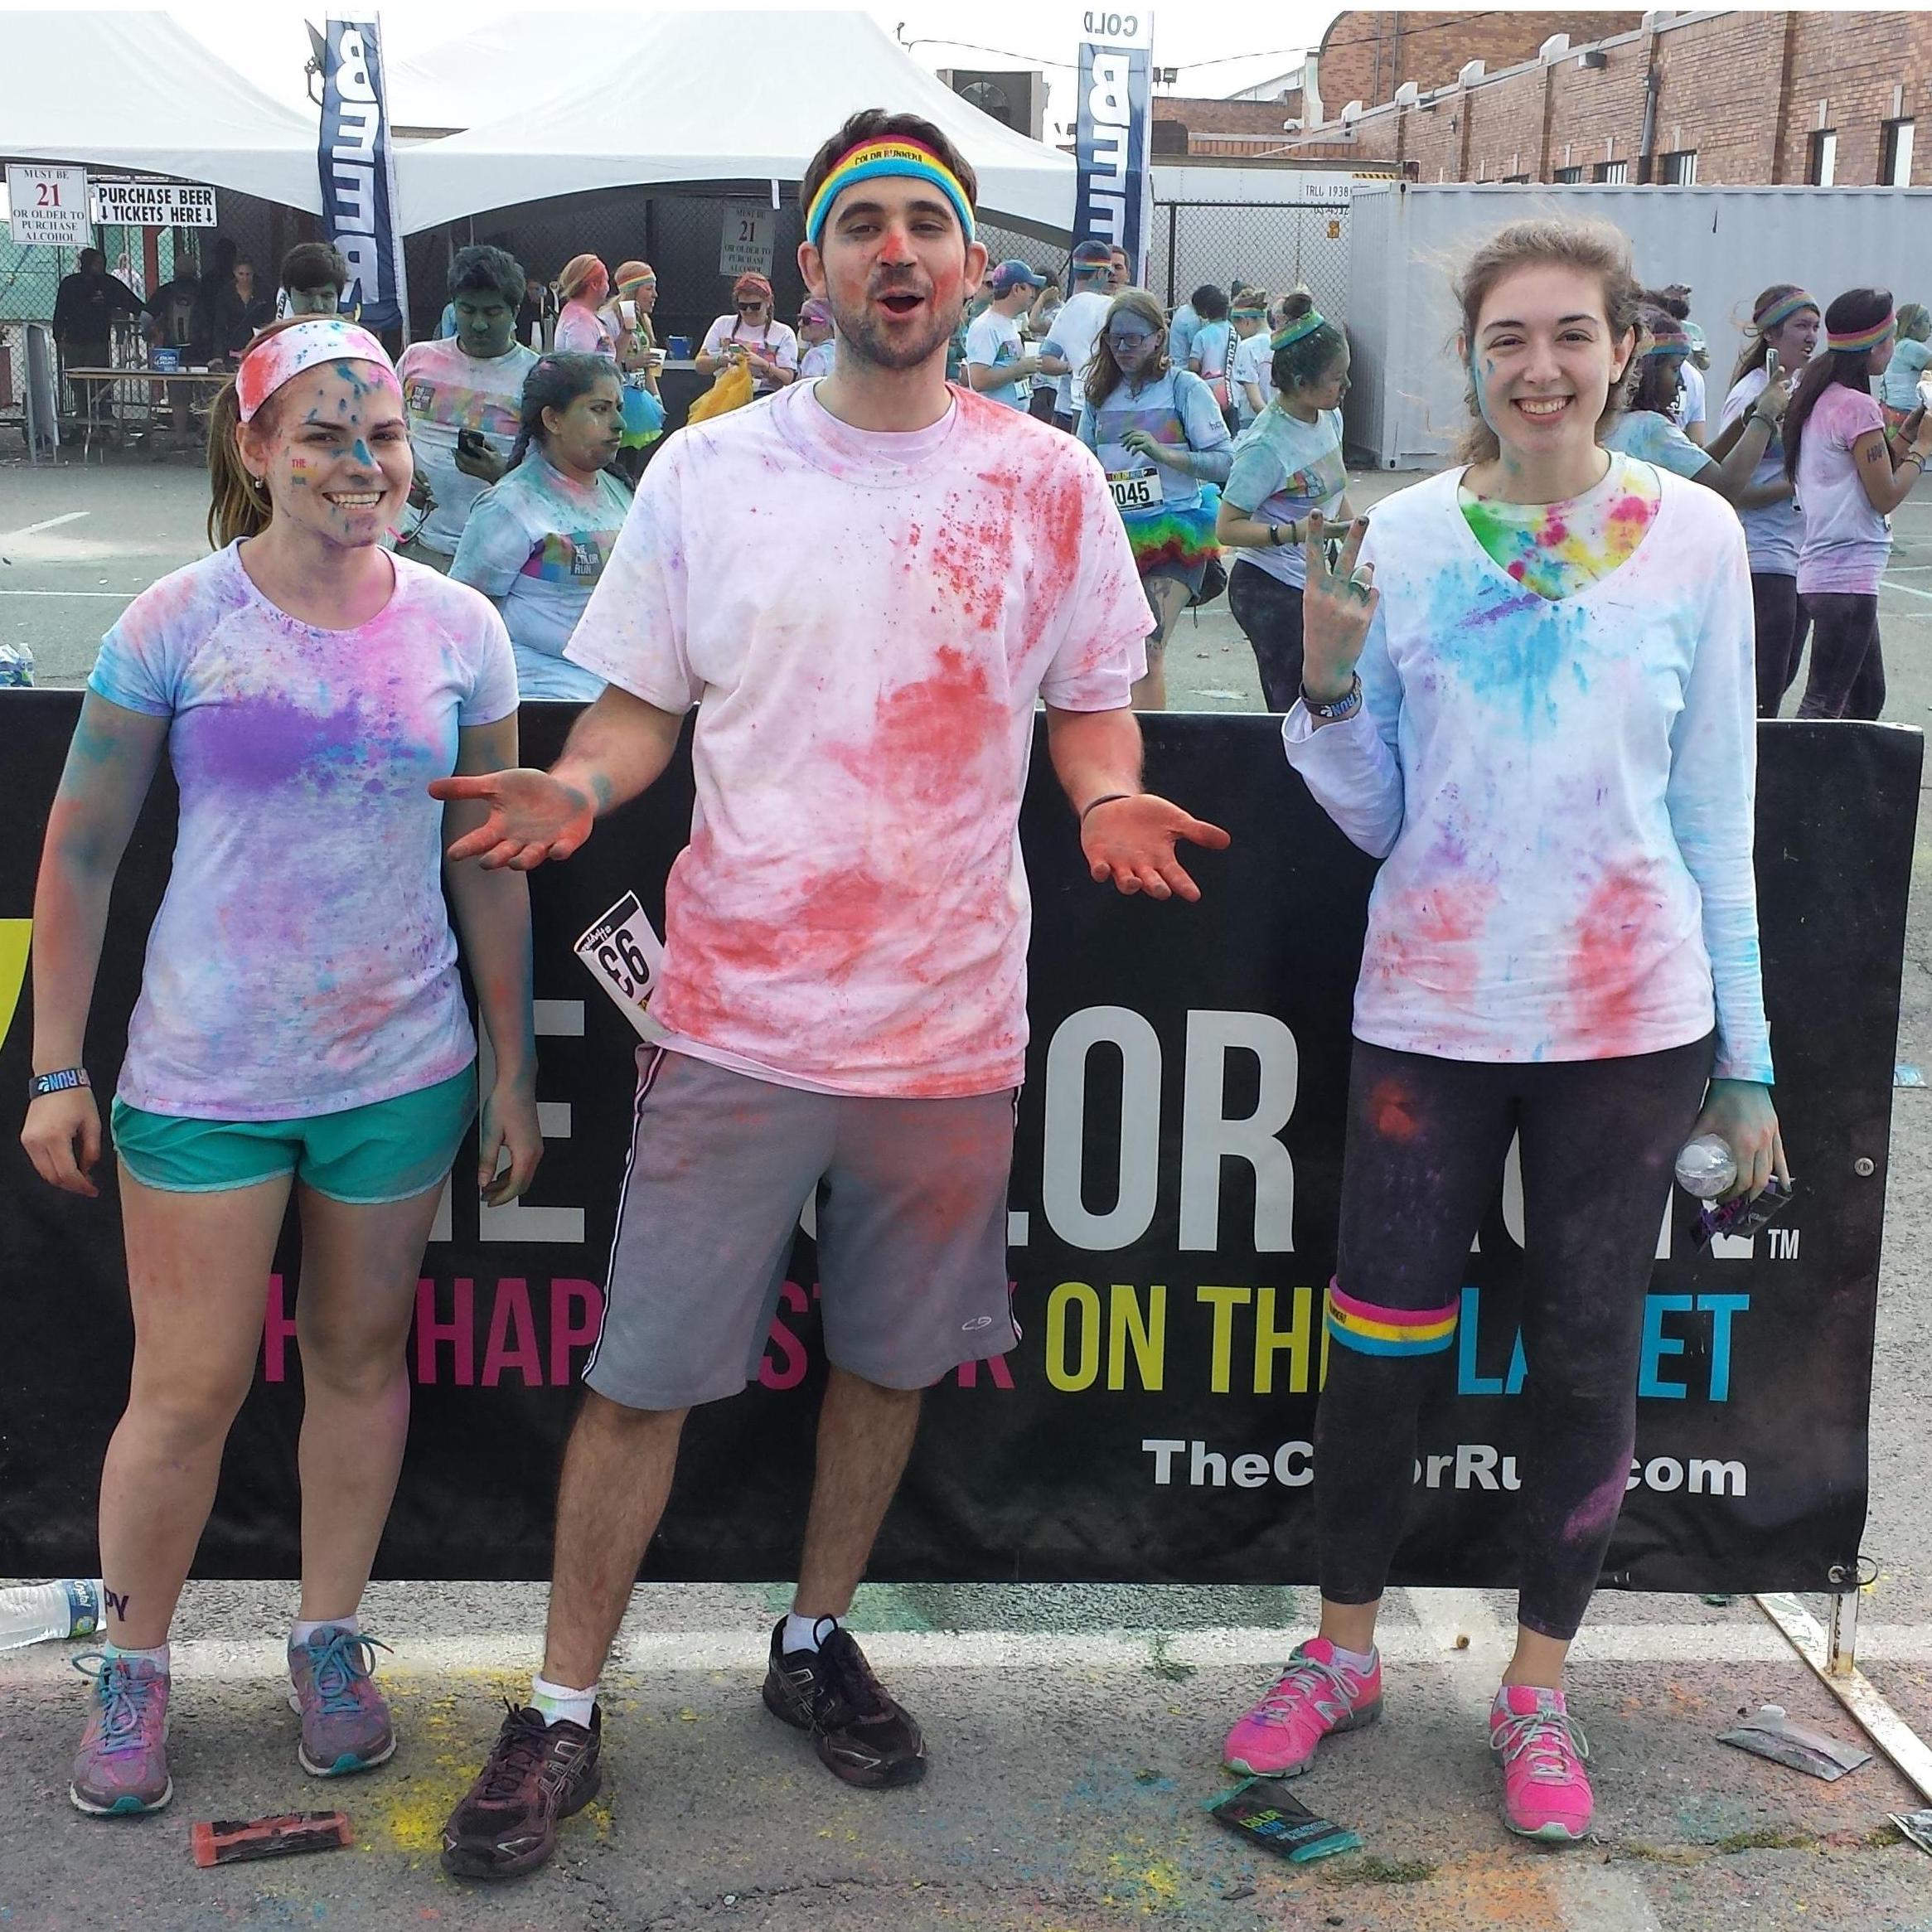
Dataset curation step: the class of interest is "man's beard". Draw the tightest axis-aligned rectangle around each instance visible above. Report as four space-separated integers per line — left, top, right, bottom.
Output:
827 283 959 373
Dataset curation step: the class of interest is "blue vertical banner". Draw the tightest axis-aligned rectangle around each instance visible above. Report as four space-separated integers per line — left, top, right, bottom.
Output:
319 17 409 335
1073 10 1155 278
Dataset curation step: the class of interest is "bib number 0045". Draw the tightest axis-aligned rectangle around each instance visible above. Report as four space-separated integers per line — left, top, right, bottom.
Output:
574 891 667 1042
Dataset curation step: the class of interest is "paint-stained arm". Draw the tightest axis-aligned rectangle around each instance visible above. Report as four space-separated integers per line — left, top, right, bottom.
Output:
441 714 542 1203
20 694 168 1194
1045 705 1230 902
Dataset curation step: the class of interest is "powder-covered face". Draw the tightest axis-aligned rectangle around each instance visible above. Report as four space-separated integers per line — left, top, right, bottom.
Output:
1765 308 1820 367
1105 317 1163 379
804 173 988 374
1295 343 1351 412
242 358 410 549
453 289 517 359
1465 263 1634 461
543 375 623 475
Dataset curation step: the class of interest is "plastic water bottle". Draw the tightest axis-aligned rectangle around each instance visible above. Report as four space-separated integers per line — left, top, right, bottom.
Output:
0 642 32 688
1675 1134 1737 1199
0 1579 104 1649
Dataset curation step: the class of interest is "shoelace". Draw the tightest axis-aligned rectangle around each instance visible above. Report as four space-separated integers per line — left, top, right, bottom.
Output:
1493 1706 1591 1783
303 1629 393 1716
477 1702 555 1802
1254 1654 1360 1726
71 1653 157 1757
816 1632 889 1719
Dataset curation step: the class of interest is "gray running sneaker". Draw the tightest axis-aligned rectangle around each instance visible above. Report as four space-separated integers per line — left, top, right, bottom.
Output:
70 1653 172 1815
288 1627 395 1775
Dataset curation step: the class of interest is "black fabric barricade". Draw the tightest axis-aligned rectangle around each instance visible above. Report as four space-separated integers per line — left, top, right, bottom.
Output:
0 697 1917 1591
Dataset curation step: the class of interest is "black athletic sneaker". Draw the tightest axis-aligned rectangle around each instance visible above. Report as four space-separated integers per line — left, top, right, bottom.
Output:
439 1702 603 1881
762 1620 927 1789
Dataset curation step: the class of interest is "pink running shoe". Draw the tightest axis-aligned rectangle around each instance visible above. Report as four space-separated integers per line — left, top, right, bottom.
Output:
1490 1686 1593 1841
1223 1638 1381 1777
70 1652 172 1815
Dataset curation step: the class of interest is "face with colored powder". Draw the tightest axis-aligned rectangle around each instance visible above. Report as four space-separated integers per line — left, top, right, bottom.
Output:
453 289 518 359
1463 263 1634 462
1104 317 1163 381
240 359 410 549
1295 343 1350 413
803 173 987 374
1765 307 1820 369
542 373 624 478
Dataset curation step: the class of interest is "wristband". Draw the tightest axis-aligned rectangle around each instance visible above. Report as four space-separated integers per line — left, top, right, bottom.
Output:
1903 453 1926 472
29 1067 90 1101
1080 792 1135 823
1300 675 1363 722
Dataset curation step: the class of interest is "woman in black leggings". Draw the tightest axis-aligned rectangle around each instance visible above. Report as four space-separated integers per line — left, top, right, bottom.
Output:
1222 216 1786 1845
1784 287 1932 720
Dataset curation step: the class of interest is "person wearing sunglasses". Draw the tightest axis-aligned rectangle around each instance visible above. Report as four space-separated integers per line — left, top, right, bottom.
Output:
698 272 799 395
1077 288 1232 710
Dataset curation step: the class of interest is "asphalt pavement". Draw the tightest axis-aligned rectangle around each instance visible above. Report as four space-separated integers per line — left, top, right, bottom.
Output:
3 443 1932 1930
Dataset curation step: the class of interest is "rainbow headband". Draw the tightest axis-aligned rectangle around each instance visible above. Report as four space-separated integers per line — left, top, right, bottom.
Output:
805 138 975 248
236 318 396 422
1754 289 1818 332
1270 309 1327 351
1828 312 1895 354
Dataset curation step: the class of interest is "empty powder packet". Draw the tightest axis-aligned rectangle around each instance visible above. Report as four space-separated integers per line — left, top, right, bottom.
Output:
1206 1776 1362 1862
1717 1705 1871 1780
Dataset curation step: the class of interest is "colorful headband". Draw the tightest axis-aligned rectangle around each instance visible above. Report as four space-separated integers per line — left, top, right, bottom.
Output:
1828 312 1896 354
236 319 395 423
1232 307 1265 319
1754 289 1818 332
806 137 975 248
1270 310 1328 351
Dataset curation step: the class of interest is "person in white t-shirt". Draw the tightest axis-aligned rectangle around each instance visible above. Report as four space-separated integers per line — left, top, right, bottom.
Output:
963 259 1046 408
1038 239 1116 430
1228 289 1272 428
797 296 838 378
698 272 800 395
436 108 1229 1884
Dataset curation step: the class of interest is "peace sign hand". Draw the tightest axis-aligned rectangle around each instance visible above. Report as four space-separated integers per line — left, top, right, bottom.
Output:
1299 511 1378 704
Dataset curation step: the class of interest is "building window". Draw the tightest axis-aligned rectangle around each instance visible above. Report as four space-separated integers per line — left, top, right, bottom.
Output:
1809 128 1838 186
1884 118 1915 186
1658 148 1698 186
1500 173 1532 184
1592 159 1629 183
1553 165 1585 183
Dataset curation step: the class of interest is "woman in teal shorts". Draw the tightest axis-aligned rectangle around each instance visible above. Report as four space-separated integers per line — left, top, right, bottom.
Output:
20 315 542 1817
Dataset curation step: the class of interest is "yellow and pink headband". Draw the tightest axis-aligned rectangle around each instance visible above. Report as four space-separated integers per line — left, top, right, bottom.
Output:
237 318 397 423
806 137 975 248
1828 311 1895 354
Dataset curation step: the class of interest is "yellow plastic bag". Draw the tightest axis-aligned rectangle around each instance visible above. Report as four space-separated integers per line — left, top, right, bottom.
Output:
686 358 754 424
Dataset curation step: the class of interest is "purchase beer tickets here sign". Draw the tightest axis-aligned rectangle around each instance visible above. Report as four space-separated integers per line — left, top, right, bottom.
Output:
0 700 1916 1594
91 179 217 226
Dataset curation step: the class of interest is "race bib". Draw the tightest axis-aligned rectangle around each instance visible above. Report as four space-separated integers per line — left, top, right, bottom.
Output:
574 891 666 1042
1108 468 1158 512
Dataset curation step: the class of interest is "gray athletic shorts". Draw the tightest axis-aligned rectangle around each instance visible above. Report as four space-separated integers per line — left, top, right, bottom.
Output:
584 1046 1019 1411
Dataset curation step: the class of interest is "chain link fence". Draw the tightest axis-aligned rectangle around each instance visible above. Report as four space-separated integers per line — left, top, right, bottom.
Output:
1146 196 1353 326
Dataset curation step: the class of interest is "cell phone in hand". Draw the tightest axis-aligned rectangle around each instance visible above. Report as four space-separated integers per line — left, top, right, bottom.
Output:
457 429 489 458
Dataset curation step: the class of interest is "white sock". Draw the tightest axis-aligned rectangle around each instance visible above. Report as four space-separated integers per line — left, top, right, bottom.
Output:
530 1673 598 1727
1330 1643 1377 1674
291 1615 358 1649
783 1612 837 1654
104 1640 170 1673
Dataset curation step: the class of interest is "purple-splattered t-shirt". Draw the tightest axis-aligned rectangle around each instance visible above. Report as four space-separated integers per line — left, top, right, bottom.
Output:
89 542 518 1118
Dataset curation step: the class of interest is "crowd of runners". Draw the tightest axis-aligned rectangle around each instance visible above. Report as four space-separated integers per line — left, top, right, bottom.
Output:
28 95 1911 1875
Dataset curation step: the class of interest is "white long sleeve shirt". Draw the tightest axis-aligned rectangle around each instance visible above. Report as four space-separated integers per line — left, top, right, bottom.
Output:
1283 463 1774 1084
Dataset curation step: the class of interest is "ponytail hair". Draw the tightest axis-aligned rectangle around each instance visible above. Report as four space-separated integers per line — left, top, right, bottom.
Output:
1784 287 1893 483
205 315 309 550
507 351 623 472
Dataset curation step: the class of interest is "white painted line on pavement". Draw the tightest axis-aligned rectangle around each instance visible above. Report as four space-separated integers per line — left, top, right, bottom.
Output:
0 511 89 540
1882 578 1932 601
6 1620 1932 1686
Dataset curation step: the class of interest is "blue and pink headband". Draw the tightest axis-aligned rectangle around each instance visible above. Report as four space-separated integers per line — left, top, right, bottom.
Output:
806 137 975 248
237 318 395 422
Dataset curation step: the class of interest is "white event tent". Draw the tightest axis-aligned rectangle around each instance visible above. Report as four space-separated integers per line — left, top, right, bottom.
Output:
392 10 1076 239
0 11 323 213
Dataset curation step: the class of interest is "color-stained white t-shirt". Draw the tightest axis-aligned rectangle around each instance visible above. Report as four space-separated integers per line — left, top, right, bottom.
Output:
963 307 1029 409
554 303 616 358
1223 404 1349 588
1043 289 1111 418
88 544 519 1118
1602 409 1716 481
1720 368 1801 576
1795 382 1891 596
699 315 800 394
562 381 1151 1097
1232 330 1274 427
1282 463 1772 1085
798 338 837 379
396 336 540 555
450 451 632 702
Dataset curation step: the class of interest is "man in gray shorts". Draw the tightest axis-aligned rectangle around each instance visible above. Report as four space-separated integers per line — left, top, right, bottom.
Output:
432 106 1230 1883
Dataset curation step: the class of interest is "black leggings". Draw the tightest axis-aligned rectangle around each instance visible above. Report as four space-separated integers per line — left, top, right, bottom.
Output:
1797 592 1884 720
1315 1035 1714 1641
1750 572 1809 718
1226 560 1305 710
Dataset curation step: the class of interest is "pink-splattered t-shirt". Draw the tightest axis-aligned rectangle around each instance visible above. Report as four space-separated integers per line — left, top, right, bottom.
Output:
564 380 1151 1097
1284 462 1772 1084
89 543 519 1118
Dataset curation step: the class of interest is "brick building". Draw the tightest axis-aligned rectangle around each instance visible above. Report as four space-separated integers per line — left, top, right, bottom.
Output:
1284 10 1932 187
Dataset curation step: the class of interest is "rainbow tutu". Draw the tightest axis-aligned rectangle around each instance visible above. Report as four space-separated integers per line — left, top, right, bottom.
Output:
1124 488 1221 574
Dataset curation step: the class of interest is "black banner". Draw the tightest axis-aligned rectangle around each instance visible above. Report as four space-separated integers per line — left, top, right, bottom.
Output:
0 697 1916 1591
